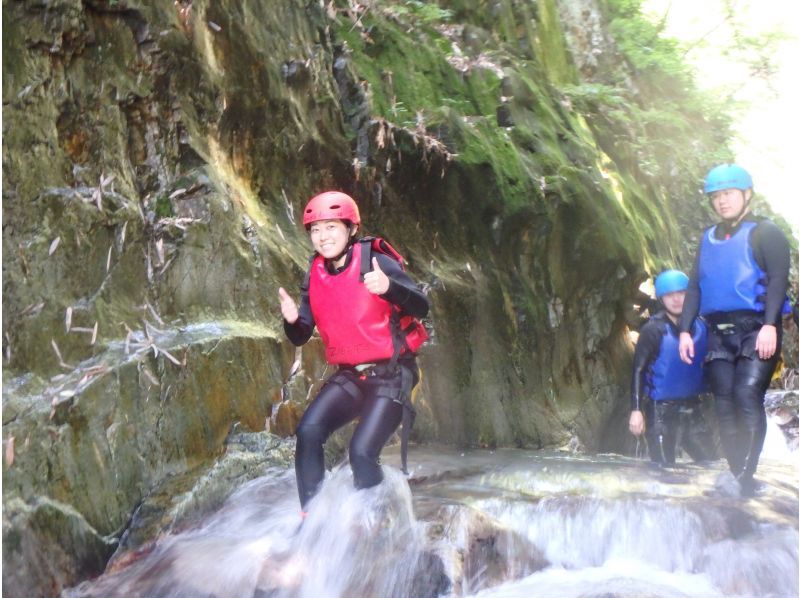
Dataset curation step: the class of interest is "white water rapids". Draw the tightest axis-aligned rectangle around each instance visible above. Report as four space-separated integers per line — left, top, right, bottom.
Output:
67 413 798 598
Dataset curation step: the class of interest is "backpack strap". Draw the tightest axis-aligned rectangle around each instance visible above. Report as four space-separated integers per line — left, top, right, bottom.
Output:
368 239 404 367
359 236 405 277
359 238 374 281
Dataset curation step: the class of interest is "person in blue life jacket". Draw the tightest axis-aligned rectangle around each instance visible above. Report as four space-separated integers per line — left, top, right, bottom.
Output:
678 164 791 496
278 191 430 515
629 270 714 466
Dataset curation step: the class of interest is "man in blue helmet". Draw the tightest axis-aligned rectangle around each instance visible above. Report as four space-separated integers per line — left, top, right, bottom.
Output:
629 270 713 466
678 164 791 496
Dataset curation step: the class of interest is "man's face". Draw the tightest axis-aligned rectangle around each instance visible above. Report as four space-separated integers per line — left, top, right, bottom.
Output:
661 290 685 317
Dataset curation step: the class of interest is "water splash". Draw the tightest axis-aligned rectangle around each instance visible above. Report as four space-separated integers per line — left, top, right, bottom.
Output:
266 466 426 598
66 447 798 598
67 467 429 598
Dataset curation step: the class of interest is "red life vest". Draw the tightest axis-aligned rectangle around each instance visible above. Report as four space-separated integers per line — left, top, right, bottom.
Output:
308 240 428 365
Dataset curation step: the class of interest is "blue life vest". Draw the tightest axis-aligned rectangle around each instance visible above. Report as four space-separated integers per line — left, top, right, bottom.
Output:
648 318 708 401
698 221 766 315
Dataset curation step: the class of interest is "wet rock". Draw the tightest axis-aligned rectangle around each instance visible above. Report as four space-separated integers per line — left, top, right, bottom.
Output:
108 431 294 564
765 390 799 450
2 324 284 595
711 471 743 499
703 527 799 598
496 102 514 127
2 497 116 597
559 434 587 454
50 392 76 425
269 400 304 437
281 59 310 86
770 407 795 427
433 506 549 594
409 551 451 598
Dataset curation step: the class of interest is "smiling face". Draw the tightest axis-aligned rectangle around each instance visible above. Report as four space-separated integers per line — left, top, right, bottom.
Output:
709 187 751 222
308 219 356 265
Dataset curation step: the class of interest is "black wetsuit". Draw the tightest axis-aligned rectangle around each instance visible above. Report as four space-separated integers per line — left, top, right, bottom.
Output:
680 216 790 488
631 312 712 465
285 243 429 509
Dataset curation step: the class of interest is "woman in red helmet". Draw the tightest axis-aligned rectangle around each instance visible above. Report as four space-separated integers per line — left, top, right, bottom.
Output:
278 191 429 512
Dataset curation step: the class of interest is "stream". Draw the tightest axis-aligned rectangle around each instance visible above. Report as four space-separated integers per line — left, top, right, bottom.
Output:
66 408 798 598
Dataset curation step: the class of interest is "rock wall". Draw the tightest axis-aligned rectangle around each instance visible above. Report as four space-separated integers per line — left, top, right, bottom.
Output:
3 0 734 594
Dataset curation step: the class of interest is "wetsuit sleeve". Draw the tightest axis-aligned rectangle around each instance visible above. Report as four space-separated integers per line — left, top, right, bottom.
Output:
374 253 430 318
679 250 702 333
752 220 791 326
631 321 662 411
283 278 316 346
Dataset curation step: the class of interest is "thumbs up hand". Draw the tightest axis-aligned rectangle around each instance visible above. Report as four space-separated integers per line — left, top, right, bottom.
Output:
364 257 390 295
278 287 299 324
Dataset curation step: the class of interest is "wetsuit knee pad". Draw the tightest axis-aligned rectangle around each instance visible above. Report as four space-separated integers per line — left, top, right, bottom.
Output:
349 446 375 468
734 378 767 404
296 421 328 445
735 362 776 397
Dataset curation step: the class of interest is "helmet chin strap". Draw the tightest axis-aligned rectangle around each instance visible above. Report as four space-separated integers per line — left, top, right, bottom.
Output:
718 191 751 228
726 201 750 227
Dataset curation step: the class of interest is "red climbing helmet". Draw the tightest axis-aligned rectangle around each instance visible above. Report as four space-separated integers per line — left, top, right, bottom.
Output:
302 191 361 228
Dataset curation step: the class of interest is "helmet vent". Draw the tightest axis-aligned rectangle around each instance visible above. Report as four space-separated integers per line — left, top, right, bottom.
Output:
329 204 341 210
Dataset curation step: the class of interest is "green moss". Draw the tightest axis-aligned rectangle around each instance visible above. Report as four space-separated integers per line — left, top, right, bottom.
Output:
337 12 500 122
154 195 174 218
529 0 577 85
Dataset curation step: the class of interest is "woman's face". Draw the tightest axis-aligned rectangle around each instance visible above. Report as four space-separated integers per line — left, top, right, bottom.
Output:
309 219 355 263
709 188 750 222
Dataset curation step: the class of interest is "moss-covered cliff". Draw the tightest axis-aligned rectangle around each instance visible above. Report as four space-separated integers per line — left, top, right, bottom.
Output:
2 0 748 594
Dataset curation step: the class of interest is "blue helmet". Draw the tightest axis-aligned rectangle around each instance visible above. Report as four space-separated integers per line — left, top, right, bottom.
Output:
703 164 753 194
655 270 689 299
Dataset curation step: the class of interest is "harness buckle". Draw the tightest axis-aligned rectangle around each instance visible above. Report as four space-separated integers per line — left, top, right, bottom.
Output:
714 323 737 336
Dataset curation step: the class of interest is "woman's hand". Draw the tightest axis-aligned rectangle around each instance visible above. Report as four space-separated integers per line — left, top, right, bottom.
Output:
679 331 695 364
629 410 645 436
278 287 299 324
755 324 778 360
363 257 390 295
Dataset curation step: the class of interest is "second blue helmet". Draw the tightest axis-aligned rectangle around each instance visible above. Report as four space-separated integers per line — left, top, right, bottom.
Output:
655 270 689 298
703 164 753 194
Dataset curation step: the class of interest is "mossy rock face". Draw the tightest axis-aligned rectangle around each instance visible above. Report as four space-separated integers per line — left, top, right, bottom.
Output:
106 430 296 562
2 497 117 598
2 323 293 595
2 0 762 593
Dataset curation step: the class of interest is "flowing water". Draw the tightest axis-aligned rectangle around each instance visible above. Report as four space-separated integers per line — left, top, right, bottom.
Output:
67 413 798 598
